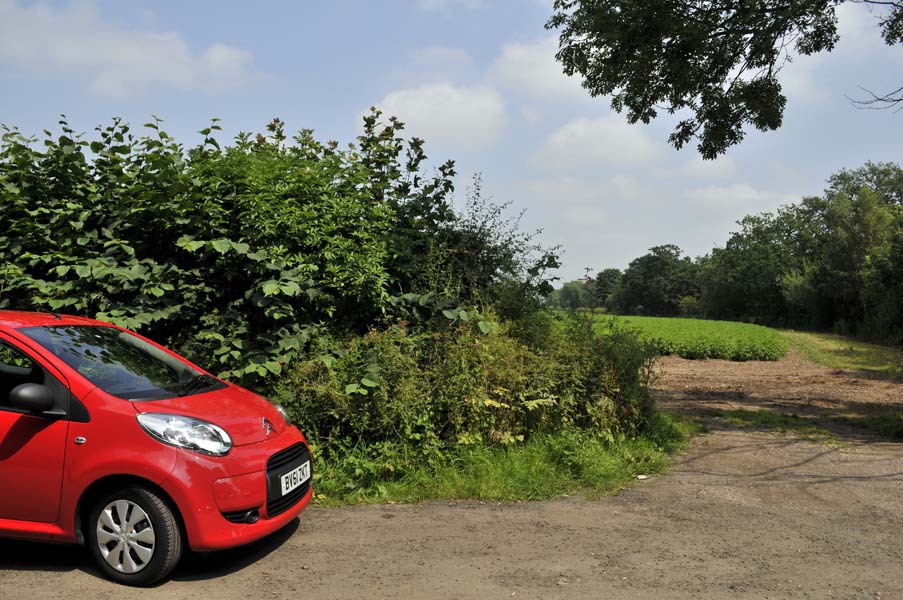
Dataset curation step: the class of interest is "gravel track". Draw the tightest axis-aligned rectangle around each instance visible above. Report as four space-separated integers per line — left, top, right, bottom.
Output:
2 351 902 599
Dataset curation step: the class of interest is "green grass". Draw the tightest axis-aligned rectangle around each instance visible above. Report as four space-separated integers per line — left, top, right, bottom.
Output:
782 330 903 378
843 411 903 440
598 315 788 361
705 408 832 437
311 413 697 506
706 407 903 441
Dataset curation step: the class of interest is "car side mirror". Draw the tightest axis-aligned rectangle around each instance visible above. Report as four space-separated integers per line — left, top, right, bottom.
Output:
9 383 56 415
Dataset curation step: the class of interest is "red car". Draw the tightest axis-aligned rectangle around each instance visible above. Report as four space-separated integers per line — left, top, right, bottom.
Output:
0 310 312 586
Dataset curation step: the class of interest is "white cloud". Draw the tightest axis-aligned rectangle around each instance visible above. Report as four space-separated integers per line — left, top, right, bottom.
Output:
518 177 609 226
491 36 585 99
534 115 662 169
501 174 803 279
836 2 880 54
375 82 507 149
835 2 903 67
510 175 660 275
684 183 797 215
0 0 261 97
407 46 474 81
416 0 484 12
779 3 903 103
778 54 828 103
520 105 543 125
677 183 799 250
683 156 737 180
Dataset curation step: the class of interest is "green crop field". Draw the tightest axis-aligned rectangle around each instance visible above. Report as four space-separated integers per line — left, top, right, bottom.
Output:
597 315 788 361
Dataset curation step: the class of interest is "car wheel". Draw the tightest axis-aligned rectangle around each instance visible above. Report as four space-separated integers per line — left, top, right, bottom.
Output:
87 486 183 586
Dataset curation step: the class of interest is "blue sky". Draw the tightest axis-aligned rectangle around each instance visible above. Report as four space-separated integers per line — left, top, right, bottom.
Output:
1 0 901 281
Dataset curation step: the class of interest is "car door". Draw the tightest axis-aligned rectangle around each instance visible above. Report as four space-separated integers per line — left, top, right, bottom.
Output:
0 334 70 524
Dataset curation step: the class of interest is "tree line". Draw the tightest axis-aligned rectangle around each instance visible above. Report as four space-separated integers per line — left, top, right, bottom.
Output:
549 162 903 344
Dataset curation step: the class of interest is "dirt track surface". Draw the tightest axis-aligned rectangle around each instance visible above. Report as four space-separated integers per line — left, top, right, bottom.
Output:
2 352 903 599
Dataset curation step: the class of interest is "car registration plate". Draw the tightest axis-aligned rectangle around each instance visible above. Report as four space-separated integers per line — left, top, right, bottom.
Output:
280 461 311 496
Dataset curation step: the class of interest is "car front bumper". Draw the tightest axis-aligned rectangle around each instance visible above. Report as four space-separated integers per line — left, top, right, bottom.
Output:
159 425 312 552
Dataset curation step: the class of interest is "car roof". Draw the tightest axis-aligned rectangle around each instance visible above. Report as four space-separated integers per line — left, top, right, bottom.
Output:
0 310 105 329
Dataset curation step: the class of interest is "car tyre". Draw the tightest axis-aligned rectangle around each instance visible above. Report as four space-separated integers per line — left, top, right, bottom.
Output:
86 486 183 586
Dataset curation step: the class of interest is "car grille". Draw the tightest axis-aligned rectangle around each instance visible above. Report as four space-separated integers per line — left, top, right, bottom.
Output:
266 442 311 517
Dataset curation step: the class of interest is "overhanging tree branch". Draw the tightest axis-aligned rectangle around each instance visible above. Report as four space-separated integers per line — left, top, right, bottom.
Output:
548 0 903 158
849 84 903 110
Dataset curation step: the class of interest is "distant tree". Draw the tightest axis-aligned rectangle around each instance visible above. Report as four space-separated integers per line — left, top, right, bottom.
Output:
699 162 903 330
862 214 903 343
557 279 591 310
592 268 622 308
700 212 798 323
825 161 903 207
812 173 896 328
611 245 699 316
547 1 903 158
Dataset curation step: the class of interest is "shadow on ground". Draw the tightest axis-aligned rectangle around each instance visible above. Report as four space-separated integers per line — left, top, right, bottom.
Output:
172 518 299 582
0 518 299 584
669 435 903 484
656 371 903 444
0 539 84 573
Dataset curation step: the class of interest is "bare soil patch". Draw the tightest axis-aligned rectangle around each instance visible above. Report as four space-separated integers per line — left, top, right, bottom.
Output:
657 349 903 438
2 351 902 599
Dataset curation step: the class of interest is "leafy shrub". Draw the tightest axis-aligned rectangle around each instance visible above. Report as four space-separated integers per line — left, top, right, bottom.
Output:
407 174 560 321
551 315 657 430
0 115 557 389
0 118 403 384
312 413 695 504
275 313 658 494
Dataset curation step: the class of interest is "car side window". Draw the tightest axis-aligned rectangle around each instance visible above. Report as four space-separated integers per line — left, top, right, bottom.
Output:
0 340 45 407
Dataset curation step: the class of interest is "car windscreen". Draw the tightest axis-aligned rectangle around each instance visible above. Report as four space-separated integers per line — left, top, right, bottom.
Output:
19 325 225 400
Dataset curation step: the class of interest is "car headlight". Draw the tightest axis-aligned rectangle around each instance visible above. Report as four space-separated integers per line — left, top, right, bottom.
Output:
274 403 291 425
137 413 232 456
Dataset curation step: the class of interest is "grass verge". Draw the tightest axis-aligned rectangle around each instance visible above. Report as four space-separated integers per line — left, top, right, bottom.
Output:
311 413 698 506
843 411 903 441
705 408 832 437
782 330 903 378
706 407 903 442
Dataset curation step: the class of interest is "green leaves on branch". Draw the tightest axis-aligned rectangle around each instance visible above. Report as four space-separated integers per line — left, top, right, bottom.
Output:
546 0 903 157
441 307 497 334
